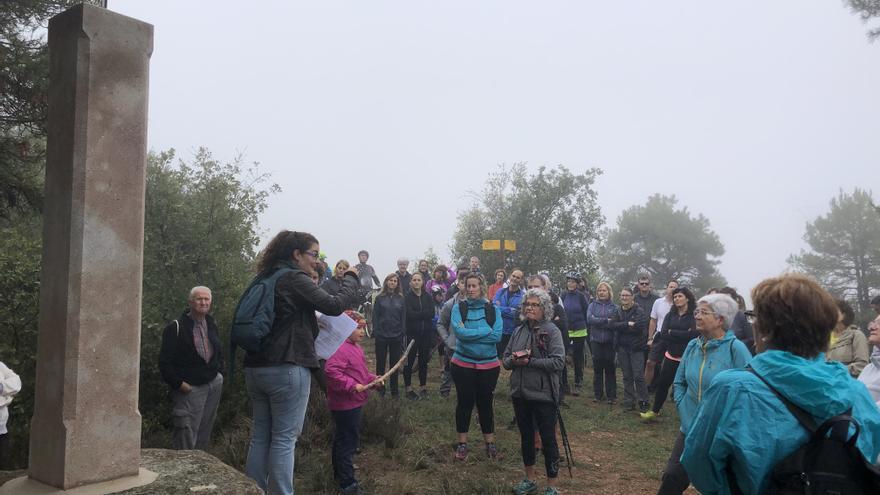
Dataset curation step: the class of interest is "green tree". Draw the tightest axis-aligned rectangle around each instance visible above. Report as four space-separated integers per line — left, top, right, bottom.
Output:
847 0 880 40
599 194 726 294
788 188 880 318
139 148 279 441
450 163 604 280
1 1 101 219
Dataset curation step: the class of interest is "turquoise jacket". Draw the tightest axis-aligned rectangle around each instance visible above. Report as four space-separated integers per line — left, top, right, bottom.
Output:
450 298 503 365
673 330 751 434
681 350 880 495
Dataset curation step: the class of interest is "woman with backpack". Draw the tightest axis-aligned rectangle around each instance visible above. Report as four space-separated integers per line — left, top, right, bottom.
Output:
449 273 503 461
242 230 360 495
681 274 880 495
372 273 407 398
656 293 751 495
503 288 565 495
562 272 590 396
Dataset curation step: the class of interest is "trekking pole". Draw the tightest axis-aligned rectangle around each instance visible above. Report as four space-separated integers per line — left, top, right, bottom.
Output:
556 406 574 477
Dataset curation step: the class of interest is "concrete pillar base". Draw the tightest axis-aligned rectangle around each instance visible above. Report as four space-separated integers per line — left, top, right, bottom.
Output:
0 469 157 495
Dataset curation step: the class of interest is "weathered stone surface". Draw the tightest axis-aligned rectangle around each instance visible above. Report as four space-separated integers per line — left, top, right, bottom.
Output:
0 450 259 494
119 449 260 495
27 3 153 490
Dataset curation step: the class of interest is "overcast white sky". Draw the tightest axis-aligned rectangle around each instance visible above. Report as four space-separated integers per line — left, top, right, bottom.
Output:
112 0 878 296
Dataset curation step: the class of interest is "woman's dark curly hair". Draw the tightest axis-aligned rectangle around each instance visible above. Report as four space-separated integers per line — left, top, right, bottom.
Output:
256 230 318 275
672 287 697 314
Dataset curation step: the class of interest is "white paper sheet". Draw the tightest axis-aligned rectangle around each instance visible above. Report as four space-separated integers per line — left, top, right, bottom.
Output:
314 312 358 360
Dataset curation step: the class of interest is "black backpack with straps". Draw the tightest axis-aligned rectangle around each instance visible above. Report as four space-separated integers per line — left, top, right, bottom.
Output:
728 367 880 495
458 300 496 328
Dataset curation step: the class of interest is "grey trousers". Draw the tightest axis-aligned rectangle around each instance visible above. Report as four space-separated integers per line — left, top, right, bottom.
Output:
439 347 454 395
171 373 223 450
617 348 648 406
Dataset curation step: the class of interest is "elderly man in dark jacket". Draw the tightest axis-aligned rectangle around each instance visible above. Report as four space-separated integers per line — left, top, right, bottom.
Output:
159 286 224 450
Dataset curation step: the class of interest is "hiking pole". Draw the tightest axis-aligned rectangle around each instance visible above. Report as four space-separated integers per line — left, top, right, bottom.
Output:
556 406 574 477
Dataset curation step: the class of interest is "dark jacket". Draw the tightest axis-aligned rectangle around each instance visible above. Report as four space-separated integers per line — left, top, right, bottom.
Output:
159 312 223 390
587 299 618 344
649 309 698 362
373 292 406 339
634 291 658 316
562 290 590 331
551 297 569 343
502 320 565 403
396 270 413 294
609 304 649 351
320 276 356 309
405 290 434 336
244 263 359 370
730 310 756 355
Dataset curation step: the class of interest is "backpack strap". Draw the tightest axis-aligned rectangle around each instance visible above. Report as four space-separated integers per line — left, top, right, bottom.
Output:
458 300 468 323
174 319 179 338
484 301 496 327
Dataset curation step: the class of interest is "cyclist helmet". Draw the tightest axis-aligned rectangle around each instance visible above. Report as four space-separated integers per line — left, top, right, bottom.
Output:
565 271 581 281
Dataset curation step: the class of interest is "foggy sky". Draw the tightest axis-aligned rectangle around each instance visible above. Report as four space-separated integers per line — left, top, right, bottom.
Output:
112 0 879 298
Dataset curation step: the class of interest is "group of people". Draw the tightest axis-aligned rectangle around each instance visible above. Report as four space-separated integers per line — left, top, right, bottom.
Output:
154 229 880 495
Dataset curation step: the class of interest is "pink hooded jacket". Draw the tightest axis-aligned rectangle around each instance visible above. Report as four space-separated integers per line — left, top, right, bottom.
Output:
325 340 377 411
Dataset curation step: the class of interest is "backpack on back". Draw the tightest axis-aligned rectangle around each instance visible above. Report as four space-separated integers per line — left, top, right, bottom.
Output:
728 368 880 495
458 300 496 328
230 266 294 362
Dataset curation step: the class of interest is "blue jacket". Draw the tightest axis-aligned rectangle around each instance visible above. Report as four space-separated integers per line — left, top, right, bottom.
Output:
673 330 751 434
493 287 525 335
586 299 618 344
450 298 503 365
681 350 880 495
562 290 590 331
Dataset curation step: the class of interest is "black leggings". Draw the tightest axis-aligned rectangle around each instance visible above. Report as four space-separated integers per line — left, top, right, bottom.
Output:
591 341 616 400
450 364 500 434
652 358 680 414
403 331 434 387
570 337 586 385
513 398 560 479
375 336 403 396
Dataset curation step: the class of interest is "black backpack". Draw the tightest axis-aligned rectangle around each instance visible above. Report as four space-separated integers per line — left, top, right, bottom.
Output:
727 367 880 495
458 300 496 328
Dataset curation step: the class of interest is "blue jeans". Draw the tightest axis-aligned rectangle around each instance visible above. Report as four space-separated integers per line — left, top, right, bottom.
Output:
245 364 311 495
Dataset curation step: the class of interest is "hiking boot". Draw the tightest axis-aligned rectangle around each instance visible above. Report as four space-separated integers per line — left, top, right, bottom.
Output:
638 401 650 413
454 442 469 461
542 487 559 495
607 398 616 405
512 479 538 495
340 482 363 495
640 410 659 421
486 442 501 460
406 390 419 401
420 389 429 400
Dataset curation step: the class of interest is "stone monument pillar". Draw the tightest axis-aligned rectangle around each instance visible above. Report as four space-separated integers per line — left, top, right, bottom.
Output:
26 3 153 490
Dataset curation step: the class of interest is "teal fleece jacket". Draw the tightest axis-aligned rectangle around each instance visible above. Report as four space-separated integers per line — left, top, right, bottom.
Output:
681 350 880 495
673 330 751 434
450 298 502 364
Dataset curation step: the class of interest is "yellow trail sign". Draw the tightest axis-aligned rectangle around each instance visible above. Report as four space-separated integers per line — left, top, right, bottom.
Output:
504 240 516 251
482 239 501 250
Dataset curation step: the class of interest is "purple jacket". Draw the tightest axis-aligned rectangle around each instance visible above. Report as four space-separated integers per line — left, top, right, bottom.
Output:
325 340 377 411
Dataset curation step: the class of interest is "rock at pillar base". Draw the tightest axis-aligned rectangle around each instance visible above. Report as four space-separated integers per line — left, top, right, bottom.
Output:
0 449 262 494
27 2 153 490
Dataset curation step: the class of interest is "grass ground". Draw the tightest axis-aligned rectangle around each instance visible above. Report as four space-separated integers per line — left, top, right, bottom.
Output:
281 343 696 495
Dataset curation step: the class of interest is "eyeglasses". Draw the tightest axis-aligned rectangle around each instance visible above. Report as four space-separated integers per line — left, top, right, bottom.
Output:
304 250 320 259
639 282 649 286
693 309 716 317
523 302 542 308
744 310 757 323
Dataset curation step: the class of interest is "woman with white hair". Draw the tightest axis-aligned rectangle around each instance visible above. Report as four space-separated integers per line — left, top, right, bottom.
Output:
503 288 565 495
655 293 752 495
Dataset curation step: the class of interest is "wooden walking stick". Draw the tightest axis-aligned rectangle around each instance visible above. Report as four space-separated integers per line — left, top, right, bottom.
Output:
366 339 415 389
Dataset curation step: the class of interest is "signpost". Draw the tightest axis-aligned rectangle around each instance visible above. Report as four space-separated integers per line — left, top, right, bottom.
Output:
482 238 516 269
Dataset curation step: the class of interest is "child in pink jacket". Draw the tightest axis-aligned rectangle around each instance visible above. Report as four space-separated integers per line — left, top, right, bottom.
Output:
325 311 380 495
